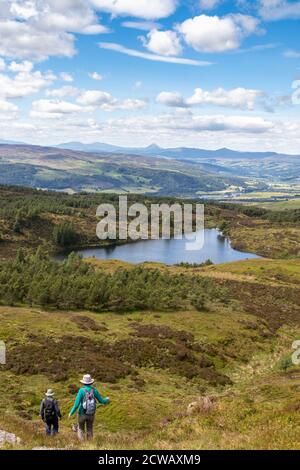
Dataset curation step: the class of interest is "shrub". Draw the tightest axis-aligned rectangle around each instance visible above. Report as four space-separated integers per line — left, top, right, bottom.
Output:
53 222 79 247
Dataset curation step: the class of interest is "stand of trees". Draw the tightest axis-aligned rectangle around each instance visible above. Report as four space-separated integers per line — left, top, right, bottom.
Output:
0 249 226 312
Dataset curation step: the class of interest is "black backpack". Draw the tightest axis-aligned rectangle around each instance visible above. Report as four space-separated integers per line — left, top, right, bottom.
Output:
44 398 55 420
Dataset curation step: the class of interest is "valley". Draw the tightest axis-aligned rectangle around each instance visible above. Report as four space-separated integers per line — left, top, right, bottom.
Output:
2 142 300 199
0 185 299 449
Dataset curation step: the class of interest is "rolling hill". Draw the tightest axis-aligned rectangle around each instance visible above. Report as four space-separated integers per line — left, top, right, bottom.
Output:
57 142 300 184
0 144 248 196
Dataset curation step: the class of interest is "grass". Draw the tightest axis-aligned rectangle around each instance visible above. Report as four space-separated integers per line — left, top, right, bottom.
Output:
257 199 300 211
0 257 300 449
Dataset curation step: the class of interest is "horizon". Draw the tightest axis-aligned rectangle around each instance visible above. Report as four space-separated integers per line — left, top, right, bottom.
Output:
1 138 299 157
0 1 299 153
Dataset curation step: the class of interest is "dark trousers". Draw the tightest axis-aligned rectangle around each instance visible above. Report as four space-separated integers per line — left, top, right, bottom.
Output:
77 414 95 441
45 416 59 436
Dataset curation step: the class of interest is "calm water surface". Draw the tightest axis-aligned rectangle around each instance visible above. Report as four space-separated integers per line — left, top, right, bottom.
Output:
59 229 260 265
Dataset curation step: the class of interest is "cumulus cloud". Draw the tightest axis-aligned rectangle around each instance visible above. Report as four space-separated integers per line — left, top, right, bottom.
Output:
0 99 19 114
30 99 86 119
46 86 80 98
89 72 103 81
199 0 221 9
177 14 260 53
8 60 34 73
60 72 73 82
0 62 56 99
0 20 75 61
77 90 114 106
76 89 147 111
0 0 108 61
258 0 300 21
103 112 274 134
157 86 265 110
90 0 178 20
98 42 212 66
142 29 182 56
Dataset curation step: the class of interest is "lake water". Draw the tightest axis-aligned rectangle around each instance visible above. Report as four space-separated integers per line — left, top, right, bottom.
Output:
59 229 260 265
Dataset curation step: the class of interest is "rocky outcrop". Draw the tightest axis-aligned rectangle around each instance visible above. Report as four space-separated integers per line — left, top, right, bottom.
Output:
0 430 21 447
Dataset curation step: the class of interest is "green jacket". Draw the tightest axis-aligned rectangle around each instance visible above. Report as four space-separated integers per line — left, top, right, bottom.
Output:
69 385 109 417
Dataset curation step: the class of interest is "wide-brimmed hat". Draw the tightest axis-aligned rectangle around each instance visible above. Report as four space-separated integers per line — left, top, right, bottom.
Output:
45 389 55 397
80 374 94 385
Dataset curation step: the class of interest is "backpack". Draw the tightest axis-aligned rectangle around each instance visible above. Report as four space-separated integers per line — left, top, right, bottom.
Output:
82 388 96 416
44 399 55 420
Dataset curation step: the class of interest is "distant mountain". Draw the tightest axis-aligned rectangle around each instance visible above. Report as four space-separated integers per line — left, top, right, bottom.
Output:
55 141 125 153
0 143 245 196
0 142 299 194
56 141 288 160
0 139 26 146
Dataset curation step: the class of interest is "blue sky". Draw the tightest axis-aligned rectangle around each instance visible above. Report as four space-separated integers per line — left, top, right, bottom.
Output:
0 0 299 152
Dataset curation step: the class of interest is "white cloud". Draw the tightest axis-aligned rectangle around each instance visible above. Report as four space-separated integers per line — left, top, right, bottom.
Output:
89 72 103 81
0 20 76 61
283 49 300 58
77 90 113 106
46 86 80 98
199 0 221 9
36 0 108 34
4 107 300 154
157 87 265 110
156 92 186 107
143 29 182 56
98 42 212 66
114 99 148 110
90 0 178 20
122 21 162 31
103 112 274 134
30 99 86 119
0 1 108 61
76 89 147 111
60 72 73 82
10 1 38 20
0 64 56 99
177 14 260 53
0 58 6 71
8 60 34 73
258 0 300 21
0 99 19 113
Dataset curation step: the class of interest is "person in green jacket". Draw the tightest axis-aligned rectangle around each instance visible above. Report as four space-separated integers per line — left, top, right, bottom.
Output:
69 374 110 441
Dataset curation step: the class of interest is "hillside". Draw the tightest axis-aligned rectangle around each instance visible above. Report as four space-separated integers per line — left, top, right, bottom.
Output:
0 186 299 260
0 144 245 197
0 257 300 450
57 142 300 184
0 187 299 450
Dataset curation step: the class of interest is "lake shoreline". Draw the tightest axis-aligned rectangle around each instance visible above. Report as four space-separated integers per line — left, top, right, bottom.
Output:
55 228 261 266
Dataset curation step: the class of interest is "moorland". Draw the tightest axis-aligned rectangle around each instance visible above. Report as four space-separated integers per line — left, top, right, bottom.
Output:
0 185 299 449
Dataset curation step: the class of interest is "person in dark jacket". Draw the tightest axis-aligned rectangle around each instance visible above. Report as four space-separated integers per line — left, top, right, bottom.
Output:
40 389 62 436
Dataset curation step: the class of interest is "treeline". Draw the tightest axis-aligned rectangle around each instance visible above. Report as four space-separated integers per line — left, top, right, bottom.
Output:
0 249 226 312
0 185 201 221
216 202 300 223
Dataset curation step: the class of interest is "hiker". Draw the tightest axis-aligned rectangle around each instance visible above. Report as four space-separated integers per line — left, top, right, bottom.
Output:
69 374 109 441
40 389 62 436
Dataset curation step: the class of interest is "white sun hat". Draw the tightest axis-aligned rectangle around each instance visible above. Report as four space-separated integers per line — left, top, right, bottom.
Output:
80 374 95 385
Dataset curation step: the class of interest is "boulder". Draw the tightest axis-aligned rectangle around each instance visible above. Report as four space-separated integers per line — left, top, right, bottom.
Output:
187 396 215 415
0 429 21 447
